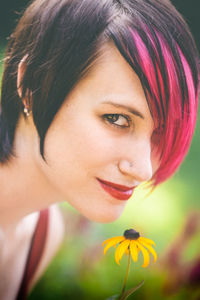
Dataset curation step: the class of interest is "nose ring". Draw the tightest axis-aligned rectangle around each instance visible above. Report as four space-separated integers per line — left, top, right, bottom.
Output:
129 162 133 168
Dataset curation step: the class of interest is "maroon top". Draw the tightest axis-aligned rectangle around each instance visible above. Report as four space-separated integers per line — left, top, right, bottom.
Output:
16 209 49 300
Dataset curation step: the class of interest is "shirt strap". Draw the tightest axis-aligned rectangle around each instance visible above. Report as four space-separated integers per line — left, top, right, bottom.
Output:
16 209 49 300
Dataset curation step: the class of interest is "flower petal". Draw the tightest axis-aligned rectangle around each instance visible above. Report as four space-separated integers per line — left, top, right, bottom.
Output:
115 240 130 265
129 241 138 262
138 237 156 247
135 241 150 267
102 236 124 246
103 236 125 254
140 241 157 262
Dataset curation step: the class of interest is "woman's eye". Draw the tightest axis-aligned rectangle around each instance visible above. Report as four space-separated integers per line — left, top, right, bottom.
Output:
103 114 130 128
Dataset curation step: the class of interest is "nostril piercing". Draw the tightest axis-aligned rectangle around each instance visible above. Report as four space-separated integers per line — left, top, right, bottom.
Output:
129 162 133 168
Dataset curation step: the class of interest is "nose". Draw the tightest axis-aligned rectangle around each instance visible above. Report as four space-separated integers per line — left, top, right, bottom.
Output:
118 139 153 183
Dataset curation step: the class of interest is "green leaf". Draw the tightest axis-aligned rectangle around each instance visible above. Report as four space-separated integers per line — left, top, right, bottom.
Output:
118 280 144 300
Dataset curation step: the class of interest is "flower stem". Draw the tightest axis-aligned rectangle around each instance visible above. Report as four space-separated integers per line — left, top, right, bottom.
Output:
118 251 131 299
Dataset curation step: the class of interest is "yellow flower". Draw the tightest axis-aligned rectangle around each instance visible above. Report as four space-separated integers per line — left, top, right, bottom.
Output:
102 229 157 267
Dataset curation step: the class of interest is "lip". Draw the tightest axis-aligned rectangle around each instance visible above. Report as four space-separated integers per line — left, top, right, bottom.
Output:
97 178 135 201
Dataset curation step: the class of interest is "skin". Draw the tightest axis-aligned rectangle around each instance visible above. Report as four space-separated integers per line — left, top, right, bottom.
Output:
0 42 159 227
0 42 160 298
36 42 159 223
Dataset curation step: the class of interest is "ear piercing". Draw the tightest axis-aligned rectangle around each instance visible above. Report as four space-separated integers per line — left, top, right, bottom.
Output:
23 106 31 117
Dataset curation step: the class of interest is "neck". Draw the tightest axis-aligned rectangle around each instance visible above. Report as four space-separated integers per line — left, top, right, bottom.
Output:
0 116 62 230
0 158 60 230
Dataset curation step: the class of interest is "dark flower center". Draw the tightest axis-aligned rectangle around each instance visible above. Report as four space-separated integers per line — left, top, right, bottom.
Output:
124 229 140 240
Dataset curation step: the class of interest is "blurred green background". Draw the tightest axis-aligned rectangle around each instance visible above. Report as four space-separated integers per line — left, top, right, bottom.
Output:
0 1 200 299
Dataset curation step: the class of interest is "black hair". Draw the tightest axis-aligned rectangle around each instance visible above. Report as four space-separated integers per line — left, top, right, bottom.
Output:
0 0 199 185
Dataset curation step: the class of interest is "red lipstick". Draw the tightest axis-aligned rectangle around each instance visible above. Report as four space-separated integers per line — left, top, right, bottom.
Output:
97 178 134 201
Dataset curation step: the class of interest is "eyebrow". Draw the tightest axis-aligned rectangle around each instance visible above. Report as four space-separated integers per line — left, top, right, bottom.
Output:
102 100 145 119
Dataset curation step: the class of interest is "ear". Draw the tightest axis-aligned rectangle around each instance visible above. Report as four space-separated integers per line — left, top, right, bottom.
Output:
17 55 32 110
17 55 28 101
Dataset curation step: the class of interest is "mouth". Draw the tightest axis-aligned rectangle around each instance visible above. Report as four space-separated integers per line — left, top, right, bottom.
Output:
97 178 135 201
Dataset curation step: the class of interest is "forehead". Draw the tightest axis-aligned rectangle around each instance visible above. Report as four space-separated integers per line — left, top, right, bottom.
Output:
67 43 154 127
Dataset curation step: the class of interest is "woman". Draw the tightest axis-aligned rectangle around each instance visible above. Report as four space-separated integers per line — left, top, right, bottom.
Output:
0 0 199 299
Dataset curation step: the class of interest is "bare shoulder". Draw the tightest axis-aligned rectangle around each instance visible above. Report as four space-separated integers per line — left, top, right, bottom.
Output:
29 204 65 291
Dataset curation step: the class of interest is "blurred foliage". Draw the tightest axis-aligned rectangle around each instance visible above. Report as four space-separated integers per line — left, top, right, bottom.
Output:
0 47 5 72
171 0 200 50
0 3 200 297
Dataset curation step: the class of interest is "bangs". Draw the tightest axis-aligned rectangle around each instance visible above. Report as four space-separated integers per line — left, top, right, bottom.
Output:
109 24 199 186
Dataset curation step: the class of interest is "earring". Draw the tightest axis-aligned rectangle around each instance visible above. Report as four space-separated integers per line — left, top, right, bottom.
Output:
24 106 31 117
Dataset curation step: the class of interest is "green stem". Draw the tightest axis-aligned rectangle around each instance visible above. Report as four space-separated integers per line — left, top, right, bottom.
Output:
118 251 131 299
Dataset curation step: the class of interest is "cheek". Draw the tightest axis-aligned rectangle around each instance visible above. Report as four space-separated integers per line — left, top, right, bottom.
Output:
60 116 119 169
40 114 129 222
75 126 117 167
43 116 118 181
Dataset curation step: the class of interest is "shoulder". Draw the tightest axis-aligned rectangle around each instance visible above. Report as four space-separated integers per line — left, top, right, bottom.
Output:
0 212 39 300
29 204 65 292
46 204 66 255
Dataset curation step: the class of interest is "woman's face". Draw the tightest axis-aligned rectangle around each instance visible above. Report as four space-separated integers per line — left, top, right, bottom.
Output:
39 43 159 223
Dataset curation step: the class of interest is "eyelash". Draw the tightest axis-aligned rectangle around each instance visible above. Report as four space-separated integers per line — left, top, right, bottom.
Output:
102 114 131 128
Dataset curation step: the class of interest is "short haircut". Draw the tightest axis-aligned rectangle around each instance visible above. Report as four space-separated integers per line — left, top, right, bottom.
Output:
0 0 199 185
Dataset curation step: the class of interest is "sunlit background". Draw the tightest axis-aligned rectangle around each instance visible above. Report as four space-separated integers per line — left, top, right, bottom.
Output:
0 1 199 299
